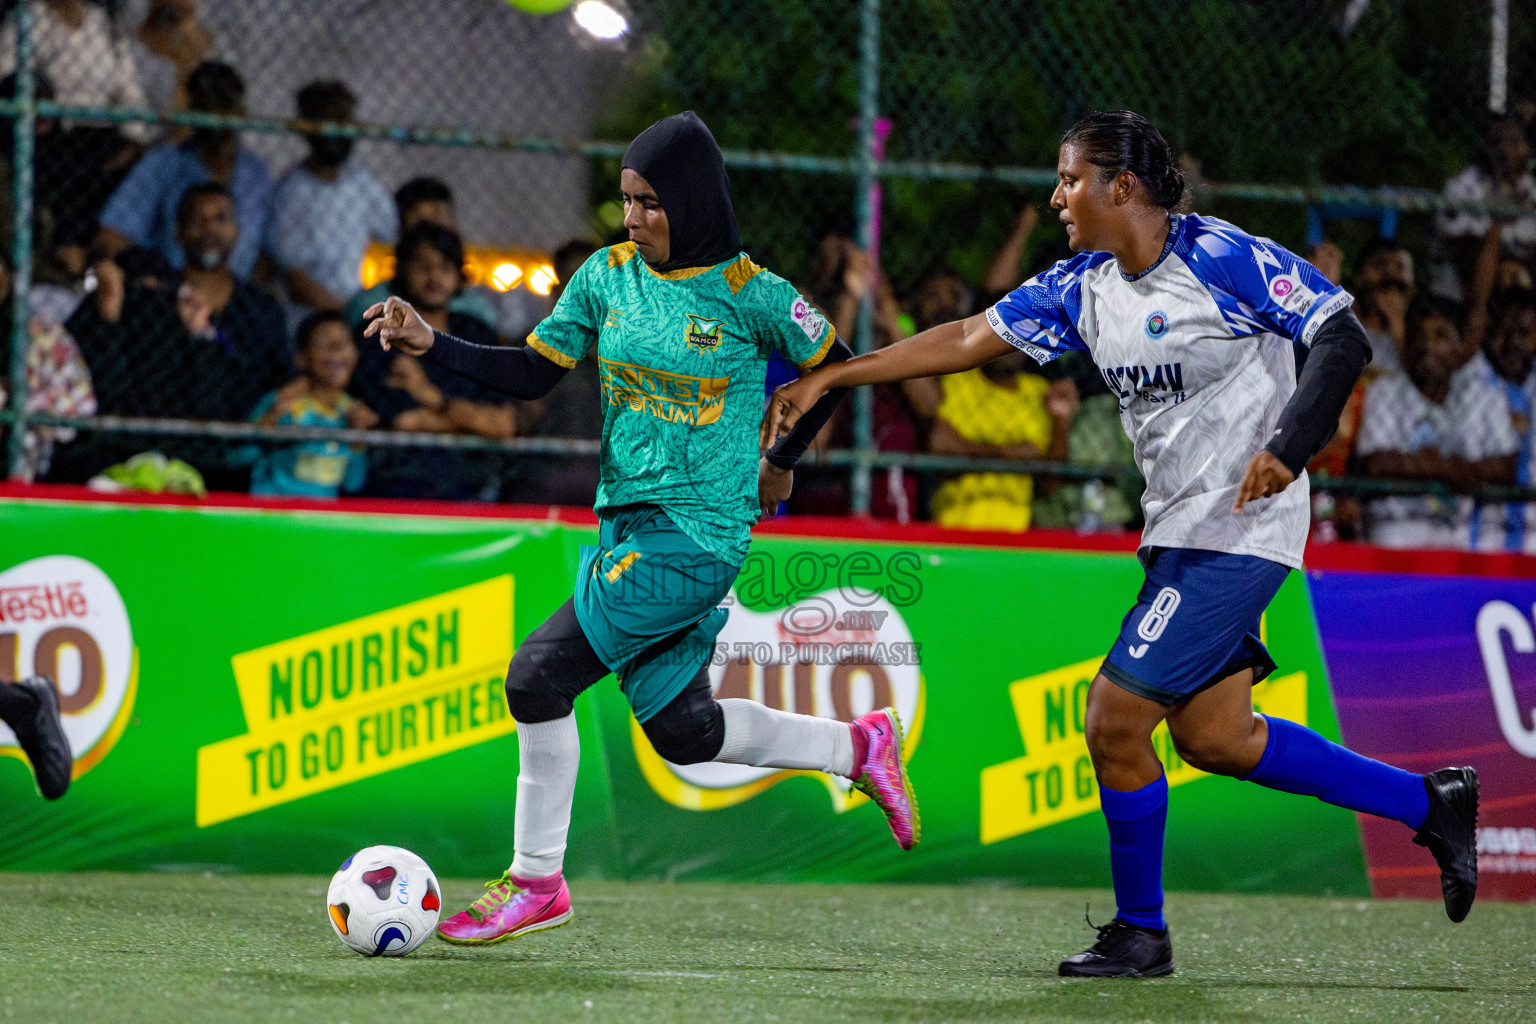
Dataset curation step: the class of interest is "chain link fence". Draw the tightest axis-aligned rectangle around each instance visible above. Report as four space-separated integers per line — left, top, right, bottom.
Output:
1 0 1534 548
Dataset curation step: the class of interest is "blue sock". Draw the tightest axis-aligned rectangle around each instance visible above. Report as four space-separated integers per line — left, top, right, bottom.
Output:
1244 716 1428 829
1099 774 1168 931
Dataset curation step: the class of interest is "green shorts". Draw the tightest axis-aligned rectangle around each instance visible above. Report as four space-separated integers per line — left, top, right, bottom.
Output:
574 504 738 722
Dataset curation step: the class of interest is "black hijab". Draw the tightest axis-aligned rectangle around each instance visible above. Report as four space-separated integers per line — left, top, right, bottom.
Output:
621 111 742 272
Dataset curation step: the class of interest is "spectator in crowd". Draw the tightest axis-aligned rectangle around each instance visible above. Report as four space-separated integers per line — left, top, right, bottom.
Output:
787 233 921 520
0 1 150 142
502 238 603 506
267 80 395 331
927 348 1077 532
909 269 968 336
1030 382 1143 533
1306 240 1345 286
69 182 288 422
810 234 910 350
0 9 144 276
1432 116 1536 303
395 176 454 231
0 1 146 106
1351 236 1414 374
1355 299 1519 548
131 0 228 117
0 249 96 481
352 222 525 500
406 175 551 342
1455 214 1536 550
0 71 74 283
978 205 1040 305
1459 216 1536 358
1464 288 1536 549
343 177 498 333
1306 236 1418 541
96 61 272 279
248 311 376 498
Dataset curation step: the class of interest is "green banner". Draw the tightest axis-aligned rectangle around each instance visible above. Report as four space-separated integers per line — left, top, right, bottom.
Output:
0 498 1367 896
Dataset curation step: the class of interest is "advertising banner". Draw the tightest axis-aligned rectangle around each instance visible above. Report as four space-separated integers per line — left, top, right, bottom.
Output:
1311 571 1536 902
0 496 1367 897
0 498 602 878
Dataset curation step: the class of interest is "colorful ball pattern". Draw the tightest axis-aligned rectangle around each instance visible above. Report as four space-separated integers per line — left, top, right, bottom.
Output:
325 845 442 957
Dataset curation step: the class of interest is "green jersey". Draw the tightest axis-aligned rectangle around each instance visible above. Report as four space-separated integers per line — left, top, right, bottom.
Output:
528 242 836 565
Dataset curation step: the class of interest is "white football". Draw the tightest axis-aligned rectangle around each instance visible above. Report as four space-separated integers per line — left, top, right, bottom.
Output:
326 845 442 956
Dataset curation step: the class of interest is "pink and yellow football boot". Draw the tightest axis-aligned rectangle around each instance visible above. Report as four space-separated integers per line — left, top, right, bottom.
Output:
435 871 572 946
849 707 920 851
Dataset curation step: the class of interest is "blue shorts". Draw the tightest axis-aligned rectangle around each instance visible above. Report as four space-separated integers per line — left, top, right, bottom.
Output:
1101 547 1290 706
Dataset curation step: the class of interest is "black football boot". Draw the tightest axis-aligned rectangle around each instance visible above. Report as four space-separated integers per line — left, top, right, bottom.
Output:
1413 766 1479 923
1059 917 1174 978
3 677 72 800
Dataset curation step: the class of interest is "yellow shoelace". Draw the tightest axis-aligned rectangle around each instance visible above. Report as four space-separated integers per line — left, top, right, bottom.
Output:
467 873 522 921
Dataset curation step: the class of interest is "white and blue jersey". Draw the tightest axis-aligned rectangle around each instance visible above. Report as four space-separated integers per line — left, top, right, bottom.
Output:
985 213 1352 569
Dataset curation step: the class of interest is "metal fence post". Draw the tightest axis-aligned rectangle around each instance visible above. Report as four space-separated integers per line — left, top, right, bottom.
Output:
1490 0 1510 114
850 0 880 515
5 1 33 480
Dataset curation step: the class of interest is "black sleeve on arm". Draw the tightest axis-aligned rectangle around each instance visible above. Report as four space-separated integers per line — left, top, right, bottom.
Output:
1264 309 1373 476
764 337 855 470
424 329 569 400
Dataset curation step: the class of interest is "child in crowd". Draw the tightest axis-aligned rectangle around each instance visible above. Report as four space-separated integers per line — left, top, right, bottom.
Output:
248 311 376 497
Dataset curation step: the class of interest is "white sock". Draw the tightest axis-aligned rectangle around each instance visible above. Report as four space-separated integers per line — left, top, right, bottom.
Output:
714 698 854 776
509 713 579 879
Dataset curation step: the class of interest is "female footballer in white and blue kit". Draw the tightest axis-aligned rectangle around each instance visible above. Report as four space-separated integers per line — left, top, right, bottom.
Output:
763 111 1479 978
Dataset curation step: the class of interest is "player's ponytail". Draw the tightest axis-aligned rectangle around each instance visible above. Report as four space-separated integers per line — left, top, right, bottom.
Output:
1062 110 1187 211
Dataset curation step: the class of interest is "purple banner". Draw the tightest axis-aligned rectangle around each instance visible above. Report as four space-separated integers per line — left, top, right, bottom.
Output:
1310 571 1536 902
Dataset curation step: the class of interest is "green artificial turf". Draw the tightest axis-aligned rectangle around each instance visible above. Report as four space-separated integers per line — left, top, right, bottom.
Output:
0 873 1532 1023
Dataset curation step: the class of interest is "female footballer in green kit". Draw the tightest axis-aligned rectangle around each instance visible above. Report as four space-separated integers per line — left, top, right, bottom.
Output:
364 111 919 945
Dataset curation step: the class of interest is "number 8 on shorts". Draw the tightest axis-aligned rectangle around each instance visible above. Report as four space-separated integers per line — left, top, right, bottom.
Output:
1136 587 1181 643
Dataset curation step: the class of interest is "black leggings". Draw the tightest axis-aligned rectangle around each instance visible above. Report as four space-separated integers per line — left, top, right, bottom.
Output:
504 599 725 764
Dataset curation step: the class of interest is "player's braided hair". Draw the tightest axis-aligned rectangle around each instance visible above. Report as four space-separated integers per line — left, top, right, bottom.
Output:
1062 110 1187 210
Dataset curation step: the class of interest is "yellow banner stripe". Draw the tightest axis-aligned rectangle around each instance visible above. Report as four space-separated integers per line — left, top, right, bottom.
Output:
979 658 1306 845
197 666 514 827
197 576 515 827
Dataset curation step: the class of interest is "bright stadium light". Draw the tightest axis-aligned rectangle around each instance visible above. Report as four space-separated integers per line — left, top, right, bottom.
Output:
572 0 627 41
489 262 524 291
527 265 559 296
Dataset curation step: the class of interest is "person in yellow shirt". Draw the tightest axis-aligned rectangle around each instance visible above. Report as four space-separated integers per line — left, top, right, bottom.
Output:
928 349 1078 530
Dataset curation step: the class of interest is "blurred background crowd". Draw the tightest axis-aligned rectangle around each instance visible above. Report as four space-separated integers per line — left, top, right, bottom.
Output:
2 0 1536 552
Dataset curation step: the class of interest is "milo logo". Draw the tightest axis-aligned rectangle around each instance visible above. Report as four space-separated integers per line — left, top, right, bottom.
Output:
633 587 923 812
0 555 137 777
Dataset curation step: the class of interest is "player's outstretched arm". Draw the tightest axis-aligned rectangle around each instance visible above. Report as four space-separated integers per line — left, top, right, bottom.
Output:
363 295 569 401
760 312 1010 447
